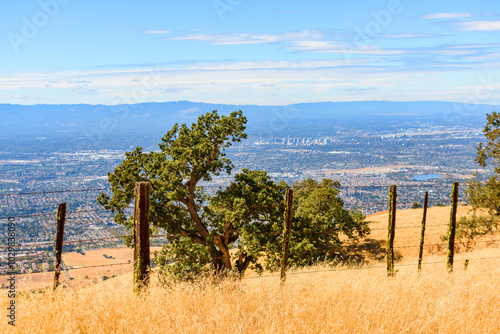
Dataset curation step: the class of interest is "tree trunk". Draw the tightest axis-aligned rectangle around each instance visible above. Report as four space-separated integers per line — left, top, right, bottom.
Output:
214 236 232 270
235 253 252 274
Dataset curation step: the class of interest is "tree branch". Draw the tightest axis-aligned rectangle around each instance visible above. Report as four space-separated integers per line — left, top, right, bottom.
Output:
180 227 206 246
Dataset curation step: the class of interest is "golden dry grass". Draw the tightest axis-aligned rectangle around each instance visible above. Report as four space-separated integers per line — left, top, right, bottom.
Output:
3 205 500 333
63 247 163 267
2 246 500 333
366 205 496 258
0 248 162 290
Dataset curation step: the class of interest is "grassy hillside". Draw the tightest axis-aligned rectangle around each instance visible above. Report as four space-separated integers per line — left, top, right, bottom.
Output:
2 205 500 333
2 246 500 333
365 205 496 259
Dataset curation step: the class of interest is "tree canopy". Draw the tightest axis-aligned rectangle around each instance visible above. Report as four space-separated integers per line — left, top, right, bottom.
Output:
461 111 500 245
98 110 369 280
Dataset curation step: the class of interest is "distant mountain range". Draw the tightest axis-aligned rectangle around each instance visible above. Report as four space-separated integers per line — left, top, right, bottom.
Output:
1 100 498 136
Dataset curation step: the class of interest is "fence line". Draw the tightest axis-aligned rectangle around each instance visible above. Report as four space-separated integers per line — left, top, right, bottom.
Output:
0 187 111 197
0 199 461 221
0 262 132 277
3 254 500 279
0 218 480 250
241 256 500 280
0 181 489 285
0 183 459 198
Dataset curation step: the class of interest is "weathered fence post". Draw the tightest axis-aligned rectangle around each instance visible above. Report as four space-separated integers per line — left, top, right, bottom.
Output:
417 191 429 273
53 202 66 291
447 181 459 273
387 185 397 277
280 187 293 285
134 182 150 292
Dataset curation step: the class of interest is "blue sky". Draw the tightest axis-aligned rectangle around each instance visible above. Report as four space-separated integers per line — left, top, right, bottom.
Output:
1 0 499 105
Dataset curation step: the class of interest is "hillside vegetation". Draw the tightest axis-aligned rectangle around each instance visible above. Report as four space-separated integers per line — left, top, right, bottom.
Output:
2 206 500 333
2 247 499 333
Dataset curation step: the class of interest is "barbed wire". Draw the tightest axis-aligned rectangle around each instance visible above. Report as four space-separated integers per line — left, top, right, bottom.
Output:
0 182 480 280
0 187 111 197
0 219 482 250
5 254 500 280
0 261 132 277
0 182 461 198
0 208 111 221
1 198 465 221
241 255 500 280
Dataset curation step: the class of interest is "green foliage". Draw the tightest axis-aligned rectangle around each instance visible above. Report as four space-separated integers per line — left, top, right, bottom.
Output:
210 176 370 272
288 179 369 267
462 111 500 244
98 110 369 281
411 202 423 209
154 238 213 283
456 214 499 249
97 110 248 280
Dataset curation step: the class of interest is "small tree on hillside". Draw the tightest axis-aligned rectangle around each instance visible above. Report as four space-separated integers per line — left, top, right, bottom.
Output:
462 111 500 245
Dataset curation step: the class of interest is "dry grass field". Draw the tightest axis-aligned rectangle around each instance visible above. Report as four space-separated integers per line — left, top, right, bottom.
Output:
2 205 500 333
365 205 496 258
0 247 162 290
1 247 499 333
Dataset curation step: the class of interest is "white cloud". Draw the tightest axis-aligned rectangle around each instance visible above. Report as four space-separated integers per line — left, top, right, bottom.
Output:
73 84 97 95
460 20 500 31
164 30 324 45
289 41 405 55
380 33 437 39
143 30 170 34
164 30 410 55
1 55 499 105
420 12 471 19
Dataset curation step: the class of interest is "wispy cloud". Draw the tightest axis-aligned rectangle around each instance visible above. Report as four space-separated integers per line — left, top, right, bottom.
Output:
11 94 30 99
420 12 471 19
143 30 171 34
162 30 439 55
1 46 499 105
460 20 500 31
163 86 191 94
164 30 411 55
289 41 406 55
164 30 324 45
380 33 438 39
73 84 98 95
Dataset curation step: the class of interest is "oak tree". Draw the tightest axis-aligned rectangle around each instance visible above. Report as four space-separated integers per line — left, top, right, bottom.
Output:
98 110 369 279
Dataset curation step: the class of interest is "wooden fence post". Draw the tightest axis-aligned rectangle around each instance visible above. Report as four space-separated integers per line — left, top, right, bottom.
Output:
417 191 429 273
53 202 66 291
447 181 459 273
134 182 150 292
387 185 397 277
280 187 293 285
